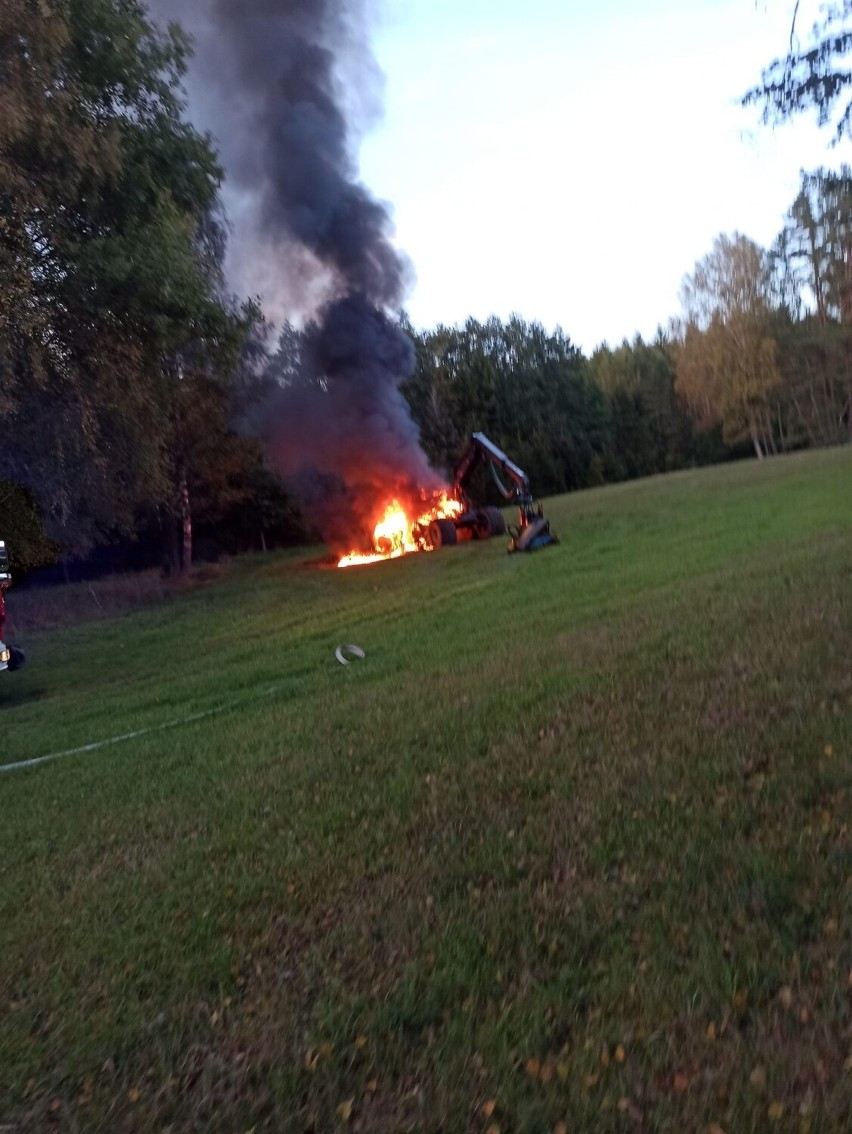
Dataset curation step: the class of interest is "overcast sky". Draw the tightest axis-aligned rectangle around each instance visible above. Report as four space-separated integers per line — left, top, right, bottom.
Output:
350 0 843 351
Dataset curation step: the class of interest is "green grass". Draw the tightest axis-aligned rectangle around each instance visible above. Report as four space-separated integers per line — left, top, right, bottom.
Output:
1 448 850 1133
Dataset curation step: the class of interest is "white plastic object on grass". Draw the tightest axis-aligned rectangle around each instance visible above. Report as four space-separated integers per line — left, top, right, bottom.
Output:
335 644 365 665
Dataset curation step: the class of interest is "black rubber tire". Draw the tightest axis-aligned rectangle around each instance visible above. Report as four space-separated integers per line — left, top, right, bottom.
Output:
480 505 506 537
472 510 489 539
7 646 25 671
429 518 458 548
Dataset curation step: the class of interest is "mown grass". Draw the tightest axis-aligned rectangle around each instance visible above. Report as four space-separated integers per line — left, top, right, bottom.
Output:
1 448 850 1133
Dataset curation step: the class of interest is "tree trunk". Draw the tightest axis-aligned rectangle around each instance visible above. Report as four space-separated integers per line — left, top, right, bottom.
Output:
751 431 764 459
179 468 192 572
776 405 787 452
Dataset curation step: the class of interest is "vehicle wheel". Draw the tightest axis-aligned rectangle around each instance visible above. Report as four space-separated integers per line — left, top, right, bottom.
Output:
8 646 25 671
429 518 458 548
480 506 506 537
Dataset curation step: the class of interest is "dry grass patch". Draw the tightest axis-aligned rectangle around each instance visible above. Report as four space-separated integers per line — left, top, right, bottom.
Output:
7 563 231 634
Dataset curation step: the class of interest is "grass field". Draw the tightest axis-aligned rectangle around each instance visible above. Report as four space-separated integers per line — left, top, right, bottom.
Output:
1 449 850 1133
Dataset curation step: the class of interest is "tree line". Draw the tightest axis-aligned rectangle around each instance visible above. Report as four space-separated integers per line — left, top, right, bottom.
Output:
1 1 849 580
397 158 852 503
676 178 852 459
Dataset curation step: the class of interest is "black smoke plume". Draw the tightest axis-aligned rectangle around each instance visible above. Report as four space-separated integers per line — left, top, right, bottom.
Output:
263 296 437 549
146 0 439 547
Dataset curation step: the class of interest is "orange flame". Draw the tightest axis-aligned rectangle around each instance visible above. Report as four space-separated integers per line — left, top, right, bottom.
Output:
337 491 462 567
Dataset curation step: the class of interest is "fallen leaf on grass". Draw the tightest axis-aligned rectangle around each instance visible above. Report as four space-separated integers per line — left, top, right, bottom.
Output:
617 1096 643 1121
525 1058 541 1078
481 1100 496 1117
76 1073 95 1107
708 1125 726 1134
554 1124 567 1134
485 1125 500 1134
706 1021 716 1041
127 1088 140 1103
336 1098 354 1122
614 1044 626 1063
673 1072 689 1093
778 986 793 1009
749 1066 766 1091
354 1035 368 1050
767 1101 784 1120
305 1042 333 1071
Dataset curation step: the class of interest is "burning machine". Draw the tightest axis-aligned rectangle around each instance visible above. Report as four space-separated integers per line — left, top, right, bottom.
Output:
427 432 558 553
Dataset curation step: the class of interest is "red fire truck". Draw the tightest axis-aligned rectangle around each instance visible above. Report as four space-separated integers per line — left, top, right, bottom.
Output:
0 541 25 673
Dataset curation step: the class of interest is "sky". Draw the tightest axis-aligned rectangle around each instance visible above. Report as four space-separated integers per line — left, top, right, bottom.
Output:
161 0 848 354
344 0 845 352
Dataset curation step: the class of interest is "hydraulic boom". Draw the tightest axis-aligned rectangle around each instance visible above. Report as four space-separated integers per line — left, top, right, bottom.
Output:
426 433 558 553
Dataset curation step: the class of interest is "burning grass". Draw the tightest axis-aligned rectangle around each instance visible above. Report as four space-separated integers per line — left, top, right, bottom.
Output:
0 448 850 1133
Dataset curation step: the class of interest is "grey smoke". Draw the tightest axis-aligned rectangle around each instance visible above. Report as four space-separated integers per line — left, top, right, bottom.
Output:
264 295 438 548
145 0 437 547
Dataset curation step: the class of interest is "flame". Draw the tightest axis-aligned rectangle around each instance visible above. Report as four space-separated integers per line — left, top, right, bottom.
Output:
337 491 462 567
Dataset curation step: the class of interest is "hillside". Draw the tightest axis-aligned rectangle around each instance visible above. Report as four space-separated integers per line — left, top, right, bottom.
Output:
1 449 850 1132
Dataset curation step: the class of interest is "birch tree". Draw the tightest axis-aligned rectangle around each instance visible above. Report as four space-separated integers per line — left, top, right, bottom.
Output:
676 234 781 457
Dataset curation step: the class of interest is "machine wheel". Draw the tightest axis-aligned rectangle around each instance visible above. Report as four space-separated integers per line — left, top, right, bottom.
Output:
429 518 458 548
7 646 25 671
477 506 506 538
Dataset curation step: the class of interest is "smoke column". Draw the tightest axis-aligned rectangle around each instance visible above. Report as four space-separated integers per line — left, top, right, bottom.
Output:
145 0 440 547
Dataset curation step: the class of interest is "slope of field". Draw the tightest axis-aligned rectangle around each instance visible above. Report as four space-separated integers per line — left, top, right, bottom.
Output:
1 449 850 1133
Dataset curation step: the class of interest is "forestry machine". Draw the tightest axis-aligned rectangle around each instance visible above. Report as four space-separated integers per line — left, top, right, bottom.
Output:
0 540 25 673
426 432 558 553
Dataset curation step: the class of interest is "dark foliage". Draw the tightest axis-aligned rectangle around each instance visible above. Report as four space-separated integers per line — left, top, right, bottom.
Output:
744 2 852 141
400 315 611 498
